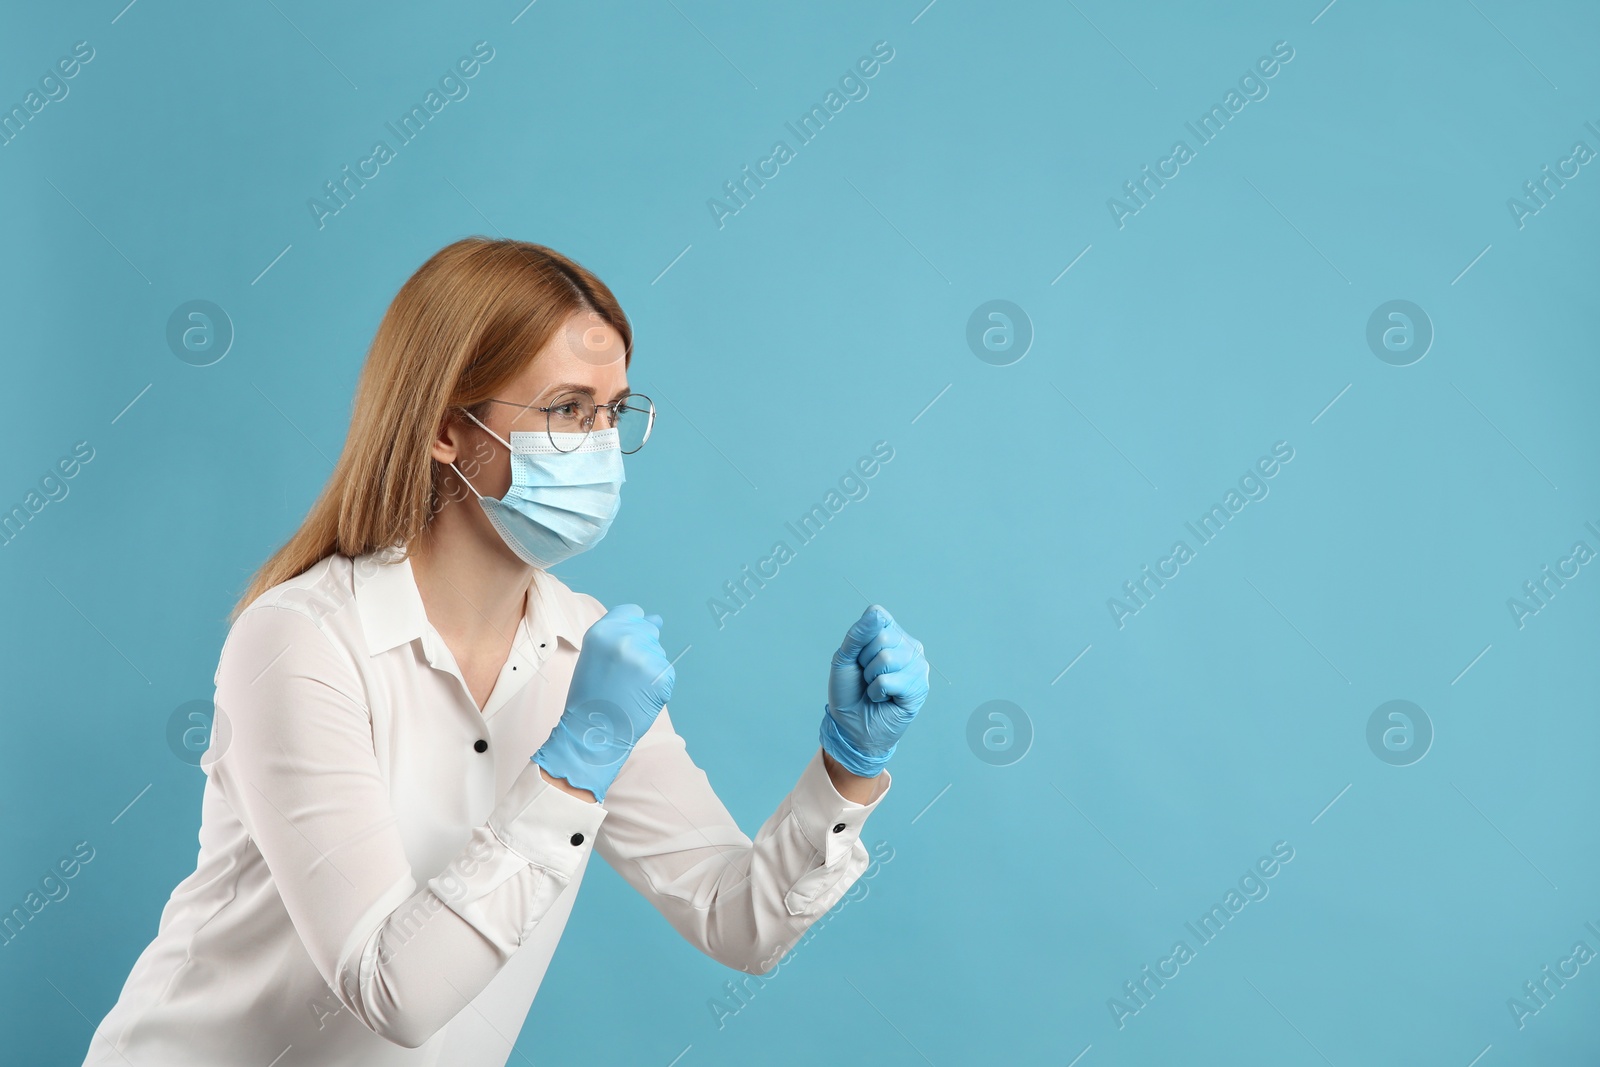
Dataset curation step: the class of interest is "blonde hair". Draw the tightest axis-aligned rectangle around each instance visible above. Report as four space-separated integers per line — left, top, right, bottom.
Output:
230 237 632 622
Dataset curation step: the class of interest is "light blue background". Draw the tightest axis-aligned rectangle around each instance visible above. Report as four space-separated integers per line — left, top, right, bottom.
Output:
3 0 1598 1064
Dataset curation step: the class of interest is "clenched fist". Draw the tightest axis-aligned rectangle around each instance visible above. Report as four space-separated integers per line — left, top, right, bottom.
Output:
533 604 674 803
818 604 929 777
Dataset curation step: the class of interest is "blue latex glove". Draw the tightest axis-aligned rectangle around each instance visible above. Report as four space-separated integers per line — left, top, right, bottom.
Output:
533 604 674 803
818 605 929 777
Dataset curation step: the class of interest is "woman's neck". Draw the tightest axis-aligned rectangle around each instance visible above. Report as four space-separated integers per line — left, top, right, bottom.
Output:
407 501 534 658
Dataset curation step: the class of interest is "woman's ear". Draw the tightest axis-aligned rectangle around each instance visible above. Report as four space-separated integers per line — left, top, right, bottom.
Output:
430 409 466 465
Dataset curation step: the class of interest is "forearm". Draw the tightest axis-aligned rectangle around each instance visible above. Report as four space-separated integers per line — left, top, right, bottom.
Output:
593 717 892 974
332 880 507 1048
538 763 598 803
821 746 884 804
331 762 607 1046
539 739 875 807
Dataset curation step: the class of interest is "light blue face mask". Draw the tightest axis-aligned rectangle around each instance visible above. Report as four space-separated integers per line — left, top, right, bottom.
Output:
449 411 626 569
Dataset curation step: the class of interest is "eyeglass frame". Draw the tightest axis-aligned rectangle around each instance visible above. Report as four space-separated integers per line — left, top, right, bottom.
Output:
474 392 656 454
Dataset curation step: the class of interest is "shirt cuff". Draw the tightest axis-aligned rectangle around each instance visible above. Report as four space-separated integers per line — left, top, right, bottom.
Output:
488 759 610 880
789 746 892 869
429 760 611 956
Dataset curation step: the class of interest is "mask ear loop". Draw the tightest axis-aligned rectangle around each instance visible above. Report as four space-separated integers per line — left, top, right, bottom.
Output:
447 409 513 501
448 460 484 500
463 409 514 452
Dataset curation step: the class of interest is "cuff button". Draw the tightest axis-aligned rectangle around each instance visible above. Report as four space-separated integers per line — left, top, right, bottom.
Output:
570 832 585 846
832 822 846 833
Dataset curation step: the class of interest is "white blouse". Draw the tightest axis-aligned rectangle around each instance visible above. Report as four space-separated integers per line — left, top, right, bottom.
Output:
83 545 891 1066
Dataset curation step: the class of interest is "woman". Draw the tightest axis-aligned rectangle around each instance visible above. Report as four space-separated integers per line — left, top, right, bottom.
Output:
82 239 929 1066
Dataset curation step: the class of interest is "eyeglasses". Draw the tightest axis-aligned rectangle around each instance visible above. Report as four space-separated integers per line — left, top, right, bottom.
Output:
482 391 656 454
